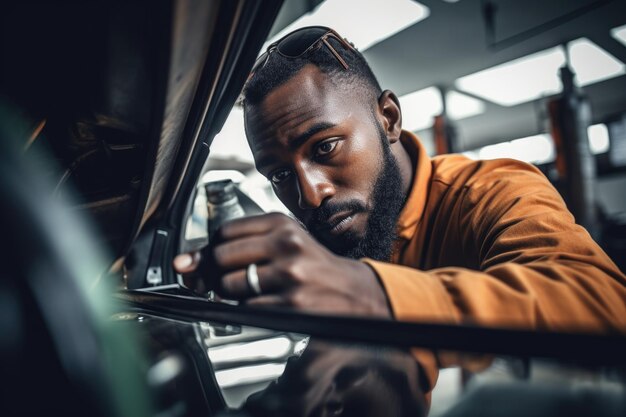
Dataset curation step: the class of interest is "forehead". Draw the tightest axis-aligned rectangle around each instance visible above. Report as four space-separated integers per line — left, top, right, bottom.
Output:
245 64 368 155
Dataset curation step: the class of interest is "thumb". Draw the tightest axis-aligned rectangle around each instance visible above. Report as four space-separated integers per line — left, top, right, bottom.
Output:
173 251 209 294
173 251 202 274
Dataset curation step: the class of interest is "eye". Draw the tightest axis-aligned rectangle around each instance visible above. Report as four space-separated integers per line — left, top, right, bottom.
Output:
315 140 338 157
270 169 292 185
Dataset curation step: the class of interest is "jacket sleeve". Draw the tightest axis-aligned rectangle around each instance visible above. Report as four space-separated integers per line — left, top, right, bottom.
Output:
363 160 626 390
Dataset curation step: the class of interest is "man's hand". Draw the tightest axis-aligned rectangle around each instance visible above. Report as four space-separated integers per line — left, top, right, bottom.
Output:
173 212 391 318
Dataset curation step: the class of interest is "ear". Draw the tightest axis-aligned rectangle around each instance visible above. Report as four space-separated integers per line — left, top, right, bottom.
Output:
377 90 402 144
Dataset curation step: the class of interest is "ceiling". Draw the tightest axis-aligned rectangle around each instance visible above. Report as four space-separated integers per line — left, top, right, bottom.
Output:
208 0 626 165
364 0 626 151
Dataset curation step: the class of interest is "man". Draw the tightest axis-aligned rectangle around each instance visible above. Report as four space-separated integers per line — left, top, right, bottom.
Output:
174 26 626 393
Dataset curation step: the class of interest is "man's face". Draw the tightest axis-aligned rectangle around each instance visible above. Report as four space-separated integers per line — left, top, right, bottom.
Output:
245 65 404 260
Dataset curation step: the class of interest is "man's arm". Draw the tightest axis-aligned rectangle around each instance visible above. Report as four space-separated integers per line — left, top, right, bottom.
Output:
362 160 626 392
364 160 626 332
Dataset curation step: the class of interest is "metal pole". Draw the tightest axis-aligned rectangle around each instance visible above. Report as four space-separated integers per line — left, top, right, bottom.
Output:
547 50 598 238
433 87 458 155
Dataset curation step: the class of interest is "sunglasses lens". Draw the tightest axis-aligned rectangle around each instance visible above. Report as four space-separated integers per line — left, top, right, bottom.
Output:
277 27 329 56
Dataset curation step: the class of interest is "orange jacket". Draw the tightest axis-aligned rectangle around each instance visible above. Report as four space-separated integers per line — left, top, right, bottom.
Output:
363 130 626 391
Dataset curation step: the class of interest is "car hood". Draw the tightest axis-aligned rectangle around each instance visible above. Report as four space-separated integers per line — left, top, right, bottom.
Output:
1 0 281 262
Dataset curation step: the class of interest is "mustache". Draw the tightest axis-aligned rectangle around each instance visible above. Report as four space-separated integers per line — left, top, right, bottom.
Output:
304 200 367 232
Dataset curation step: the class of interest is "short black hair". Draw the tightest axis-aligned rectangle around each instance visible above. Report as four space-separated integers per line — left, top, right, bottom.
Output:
242 36 383 109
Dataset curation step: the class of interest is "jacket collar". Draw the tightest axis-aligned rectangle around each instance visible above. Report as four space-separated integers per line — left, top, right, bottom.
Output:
396 130 432 240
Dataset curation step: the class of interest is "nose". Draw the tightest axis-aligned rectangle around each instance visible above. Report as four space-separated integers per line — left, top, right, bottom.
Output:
295 166 335 210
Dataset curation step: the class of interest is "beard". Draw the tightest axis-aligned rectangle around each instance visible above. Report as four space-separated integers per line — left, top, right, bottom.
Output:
304 123 406 261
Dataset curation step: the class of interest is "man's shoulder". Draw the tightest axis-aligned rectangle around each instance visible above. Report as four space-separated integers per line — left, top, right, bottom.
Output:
430 154 547 192
427 155 566 228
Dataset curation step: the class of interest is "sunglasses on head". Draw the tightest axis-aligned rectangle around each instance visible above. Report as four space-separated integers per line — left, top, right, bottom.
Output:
250 26 356 77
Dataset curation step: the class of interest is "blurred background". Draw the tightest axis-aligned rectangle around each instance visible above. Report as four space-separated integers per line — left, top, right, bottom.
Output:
2 2 624 416
207 0 626 271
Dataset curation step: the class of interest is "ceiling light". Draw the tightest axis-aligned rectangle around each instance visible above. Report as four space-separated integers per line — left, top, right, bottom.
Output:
471 126 607 163
478 134 555 164
457 48 565 106
588 123 609 154
456 38 625 106
398 87 442 132
265 0 430 52
569 38 625 86
510 134 555 164
398 88 486 131
461 150 479 160
478 141 514 160
446 91 485 120
611 24 626 47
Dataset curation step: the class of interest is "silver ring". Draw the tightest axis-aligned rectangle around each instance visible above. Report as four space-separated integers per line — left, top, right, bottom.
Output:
246 263 262 295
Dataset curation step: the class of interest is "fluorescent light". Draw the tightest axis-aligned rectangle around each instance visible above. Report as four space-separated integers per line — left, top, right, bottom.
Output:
446 91 485 120
215 363 287 388
398 88 485 131
471 126 607 163
478 134 555 164
456 38 625 106
208 337 293 364
478 141 514 160
611 24 626 47
588 123 609 154
461 150 479 160
569 38 625 86
457 48 565 106
510 134 555 164
265 0 430 52
398 87 442 132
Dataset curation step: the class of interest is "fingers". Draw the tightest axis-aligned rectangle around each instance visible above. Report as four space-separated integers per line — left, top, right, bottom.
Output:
217 212 292 240
213 213 309 271
220 263 284 299
244 294 290 307
173 251 201 273
173 251 210 293
174 213 309 299
213 234 272 271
